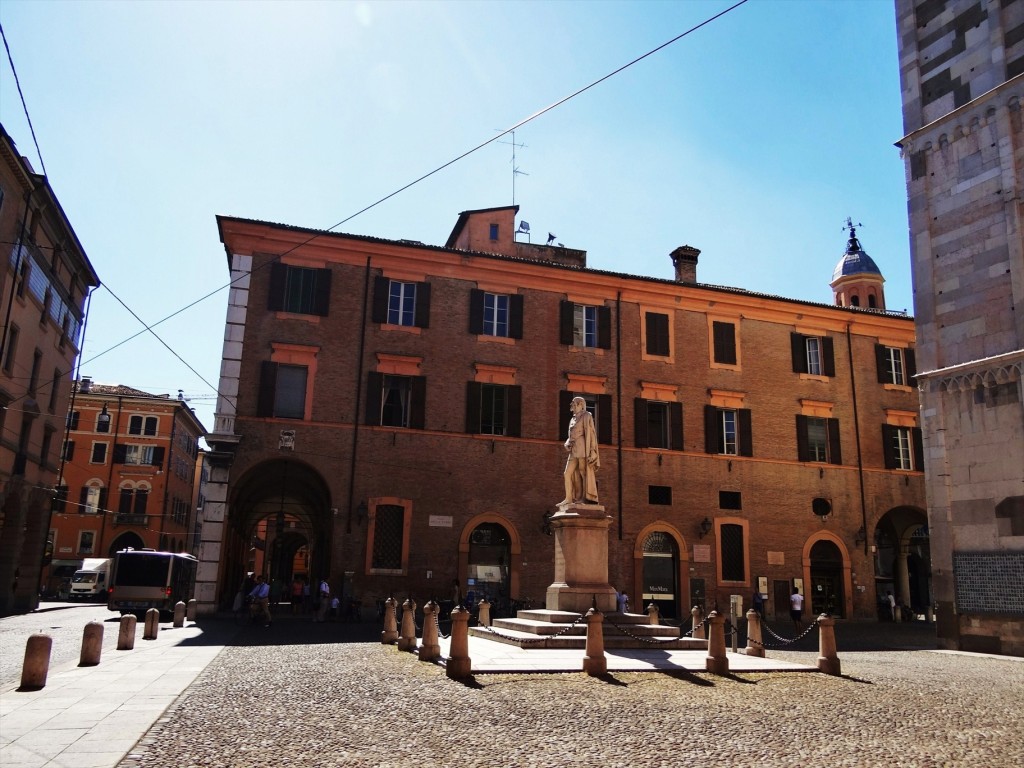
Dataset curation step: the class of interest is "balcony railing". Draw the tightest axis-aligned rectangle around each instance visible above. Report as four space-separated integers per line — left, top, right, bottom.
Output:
114 513 149 527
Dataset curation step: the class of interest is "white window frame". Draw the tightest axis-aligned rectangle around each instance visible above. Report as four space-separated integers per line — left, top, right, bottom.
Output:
78 530 96 555
806 337 822 376
885 347 906 386
483 293 509 337
573 304 597 348
720 409 737 456
891 426 913 470
388 281 417 326
124 445 155 465
806 417 828 462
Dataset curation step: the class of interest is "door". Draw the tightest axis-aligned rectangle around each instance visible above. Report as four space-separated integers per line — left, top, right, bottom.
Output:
773 580 791 620
641 531 679 620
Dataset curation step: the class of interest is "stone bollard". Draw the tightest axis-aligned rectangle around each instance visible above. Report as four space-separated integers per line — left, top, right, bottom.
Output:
173 601 186 628
692 605 705 640
20 633 53 690
397 598 418 652
117 614 137 650
187 599 197 622
744 609 764 658
418 601 441 662
381 597 399 644
816 614 841 676
80 621 104 666
446 606 472 679
582 608 607 677
705 611 729 675
647 602 660 626
477 598 491 628
143 608 160 640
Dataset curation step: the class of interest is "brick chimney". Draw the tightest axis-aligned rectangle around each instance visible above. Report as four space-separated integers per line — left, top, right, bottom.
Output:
670 245 700 283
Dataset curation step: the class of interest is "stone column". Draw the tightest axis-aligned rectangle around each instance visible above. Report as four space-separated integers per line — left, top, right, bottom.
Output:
446 606 472 679
117 615 137 650
397 598 418 652
477 599 491 627
647 602 660 625
582 608 607 677
80 621 103 667
744 609 764 658
705 611 729 675
381 597 399 644
691 605 705 639
20 634 52 691
817 614 841 676
418 601 440 662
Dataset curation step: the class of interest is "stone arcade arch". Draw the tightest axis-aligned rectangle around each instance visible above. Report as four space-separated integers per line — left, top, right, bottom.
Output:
801 531 853 619
458 513 521 612
873 506 930 620
217 459 332 611
108 531 145 555
632 522 689 620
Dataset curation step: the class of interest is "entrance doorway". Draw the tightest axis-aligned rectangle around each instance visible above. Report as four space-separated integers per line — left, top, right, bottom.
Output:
773 579 791 621
809 539 844 617
467 523 510 606
641 531 679 619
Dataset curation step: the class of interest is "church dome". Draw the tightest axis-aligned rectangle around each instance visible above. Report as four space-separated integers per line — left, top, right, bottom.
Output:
832 228 882 281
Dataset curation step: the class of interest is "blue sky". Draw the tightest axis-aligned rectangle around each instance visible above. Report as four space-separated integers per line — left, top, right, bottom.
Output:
0 0 910 436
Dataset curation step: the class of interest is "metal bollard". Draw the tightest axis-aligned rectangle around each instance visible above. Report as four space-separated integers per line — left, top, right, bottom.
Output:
187 599 197 622
173 601 186 627
446 605 471 679
705 611 729 675
117 614 137 650
744 609 765 658
80 621 104 666
692 605 705 640
647 602 660 626
477 598 491 627
143 608 160 640
582 608 607 676
816 614 841 676
397 598 418 652
381 597 399 644
418 601 441 662
20 633 53 690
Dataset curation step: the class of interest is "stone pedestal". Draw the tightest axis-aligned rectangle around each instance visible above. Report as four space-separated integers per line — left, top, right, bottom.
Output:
545 502 617 614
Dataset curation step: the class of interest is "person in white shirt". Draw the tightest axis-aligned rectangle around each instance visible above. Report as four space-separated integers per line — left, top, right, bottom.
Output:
315 579 331 623
789 588 804 631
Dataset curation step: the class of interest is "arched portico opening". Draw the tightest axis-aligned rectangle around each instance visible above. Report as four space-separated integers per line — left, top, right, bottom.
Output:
458 513 521 615
221 458 332 611
632 523 689 620
801 532 853 618
108 531 144 555
873 506 930 621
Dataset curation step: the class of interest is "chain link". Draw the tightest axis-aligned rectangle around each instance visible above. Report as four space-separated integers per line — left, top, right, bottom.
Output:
750 617 822 648
602 614 695 645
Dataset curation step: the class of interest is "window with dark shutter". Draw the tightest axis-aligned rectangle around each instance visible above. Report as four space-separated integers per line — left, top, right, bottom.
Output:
646 312 670 356
713 321 736 364
720 524 745 582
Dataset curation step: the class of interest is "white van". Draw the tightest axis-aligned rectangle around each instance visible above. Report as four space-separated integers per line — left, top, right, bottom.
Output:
69 558 111 601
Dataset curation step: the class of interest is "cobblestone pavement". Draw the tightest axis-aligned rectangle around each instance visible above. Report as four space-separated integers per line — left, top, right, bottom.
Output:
117 618 1023 768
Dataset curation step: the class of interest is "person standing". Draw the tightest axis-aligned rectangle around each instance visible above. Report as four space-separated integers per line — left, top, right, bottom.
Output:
753 590 765 617
616 588 629 614
886 591 897 622
789 587 804 631
248 574 272 627
315 578 331 622
562 396 600 505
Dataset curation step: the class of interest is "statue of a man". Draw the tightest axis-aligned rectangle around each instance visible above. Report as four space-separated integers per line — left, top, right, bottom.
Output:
562 396 599 504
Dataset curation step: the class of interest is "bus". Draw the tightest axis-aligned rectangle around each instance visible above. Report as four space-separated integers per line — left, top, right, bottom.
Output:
107 549 198 618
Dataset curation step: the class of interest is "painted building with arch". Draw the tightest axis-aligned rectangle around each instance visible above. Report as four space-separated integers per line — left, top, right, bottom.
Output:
198 206 926 624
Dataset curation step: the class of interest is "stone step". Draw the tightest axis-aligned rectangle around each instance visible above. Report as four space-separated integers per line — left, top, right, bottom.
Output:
469 624 708 650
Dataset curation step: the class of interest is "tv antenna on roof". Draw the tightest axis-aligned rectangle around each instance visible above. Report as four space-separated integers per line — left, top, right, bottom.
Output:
497 129 528 206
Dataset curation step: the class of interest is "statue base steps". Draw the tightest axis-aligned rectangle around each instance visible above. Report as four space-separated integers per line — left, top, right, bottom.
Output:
470 608 708 650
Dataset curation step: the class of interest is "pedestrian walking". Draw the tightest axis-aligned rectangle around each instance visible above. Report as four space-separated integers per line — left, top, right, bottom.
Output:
248 574 272 627
886 591 897 622
789 587 804 631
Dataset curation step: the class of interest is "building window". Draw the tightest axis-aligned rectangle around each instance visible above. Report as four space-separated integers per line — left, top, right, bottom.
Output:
52 486 68 513
366 372 426 429
720 523 745 582
2 324 17 374
719 491 742 510
144 416 158 436
90 442 108 464
80 485 105 515
68 410 80 430
645 312 670 356
882 425 923 471
634 399 683 450
40 427 54 466
62 440 75 462
876 345 916 386
134 488 149 515
371 276 431 328
649 485 672 505
28 349 41 395
118 487 134 515
267 263 331 316
118 444 159 465
791 332 835 376
48 369 61 412
128 415 144 435
796 415 842 465
257 362 308 419
371 504 405 571
469 289 523 339
712 321 737 365
489 223 499 240
78 531 95 555
560 301 610 349
704 406 752 457
466 382 521 437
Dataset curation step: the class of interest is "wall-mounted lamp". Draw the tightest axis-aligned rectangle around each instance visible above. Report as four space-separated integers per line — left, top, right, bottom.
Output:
356 501 368 524
97 403 111 428
854 526 867 546
699 517 712 539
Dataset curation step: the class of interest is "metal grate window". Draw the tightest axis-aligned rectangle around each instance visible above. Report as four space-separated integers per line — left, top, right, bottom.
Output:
720 523 745 581
372 504 405 570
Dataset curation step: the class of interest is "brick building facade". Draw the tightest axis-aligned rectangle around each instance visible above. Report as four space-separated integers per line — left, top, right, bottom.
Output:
197 207 925 623
895 0 1024 655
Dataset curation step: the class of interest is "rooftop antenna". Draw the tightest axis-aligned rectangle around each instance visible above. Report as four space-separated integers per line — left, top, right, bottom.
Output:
497 129 527 206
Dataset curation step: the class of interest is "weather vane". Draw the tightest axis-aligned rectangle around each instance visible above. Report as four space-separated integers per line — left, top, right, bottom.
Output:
843 217 863 235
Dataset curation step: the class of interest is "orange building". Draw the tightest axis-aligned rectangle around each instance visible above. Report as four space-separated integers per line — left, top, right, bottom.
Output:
0 124 100 615
44 379 206 592
197 206 926 623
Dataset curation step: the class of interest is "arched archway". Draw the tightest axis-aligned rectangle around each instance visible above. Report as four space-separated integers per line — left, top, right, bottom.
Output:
632 523 690 620
801 531 853 618
108 531 144 555
458 513 522 613
221 458 333 610
873 506 930 621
